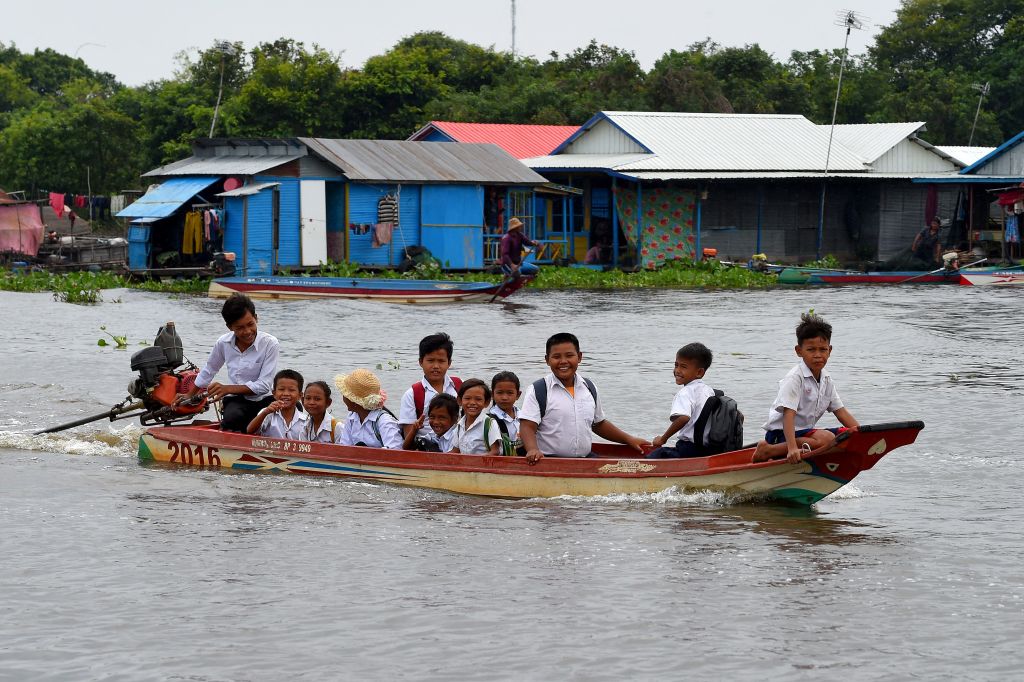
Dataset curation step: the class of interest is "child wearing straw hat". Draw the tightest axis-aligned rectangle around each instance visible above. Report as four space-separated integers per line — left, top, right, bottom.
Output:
335 369 403 449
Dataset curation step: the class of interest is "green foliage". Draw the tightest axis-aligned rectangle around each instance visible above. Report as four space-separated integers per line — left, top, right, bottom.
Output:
800 254 842 269
97 325 128 348
531 261 774 290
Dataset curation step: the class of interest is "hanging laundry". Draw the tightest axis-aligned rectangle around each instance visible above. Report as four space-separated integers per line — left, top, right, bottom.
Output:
110 195 126 214
203 210 211 241
372 222 394 248
182 211 204 255
1007 214 1019 244
378 194 399 224
49 192 65 218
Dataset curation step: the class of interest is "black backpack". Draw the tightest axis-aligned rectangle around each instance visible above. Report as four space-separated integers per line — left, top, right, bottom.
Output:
692 389 745 456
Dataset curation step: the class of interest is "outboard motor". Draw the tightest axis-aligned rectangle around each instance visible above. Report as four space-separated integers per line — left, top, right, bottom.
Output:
127 322 208 425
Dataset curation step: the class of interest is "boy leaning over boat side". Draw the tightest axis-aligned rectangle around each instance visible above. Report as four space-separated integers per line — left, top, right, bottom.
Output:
646 343 717 459
179 292 279 432
519 332 650 464
398 332 462 441
247 369 308 439
752 313 860 464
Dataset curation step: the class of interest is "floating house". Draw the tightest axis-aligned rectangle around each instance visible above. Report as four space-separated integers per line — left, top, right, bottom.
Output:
118 138 547 275
523 112 968 265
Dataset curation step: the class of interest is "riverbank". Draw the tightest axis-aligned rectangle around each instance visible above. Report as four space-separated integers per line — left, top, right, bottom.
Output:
0 261 774 299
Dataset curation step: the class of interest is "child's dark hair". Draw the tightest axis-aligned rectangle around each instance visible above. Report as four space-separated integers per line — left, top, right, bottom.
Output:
419 332 454 361
491 371 521 392
304 380 331 400
221 293 256 325
677 342 713 370
545 332 580 355
274 369 304 391
796 312 832 343
427 393 459 422
457 378 491 404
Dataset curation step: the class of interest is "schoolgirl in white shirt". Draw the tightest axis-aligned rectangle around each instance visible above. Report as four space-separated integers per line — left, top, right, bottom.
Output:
452 379 501 456
302 380 342 444
334 369 403 449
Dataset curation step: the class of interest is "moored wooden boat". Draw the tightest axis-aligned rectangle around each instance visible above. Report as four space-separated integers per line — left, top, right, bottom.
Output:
779 264 1022 286
138 421 923 505
208 274 532 303
959 270 1024 286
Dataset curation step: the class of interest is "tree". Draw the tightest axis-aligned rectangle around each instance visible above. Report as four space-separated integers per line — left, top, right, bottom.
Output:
646 44 732 113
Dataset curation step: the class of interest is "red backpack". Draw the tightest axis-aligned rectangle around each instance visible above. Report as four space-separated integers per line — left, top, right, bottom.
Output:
412 376 462 418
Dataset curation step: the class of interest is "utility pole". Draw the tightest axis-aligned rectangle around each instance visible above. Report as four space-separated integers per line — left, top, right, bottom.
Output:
968 82 990 146
209 41 238 138
511 0 517 57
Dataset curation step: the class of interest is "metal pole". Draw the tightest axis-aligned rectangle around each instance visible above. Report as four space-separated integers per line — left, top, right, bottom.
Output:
611 179 619 267
695 188 702 262
210 51 227 138
87 166 92 223
819 20 854 260
816 182 827 260
756 184 764 254
636 182 642 265
968 82 989 146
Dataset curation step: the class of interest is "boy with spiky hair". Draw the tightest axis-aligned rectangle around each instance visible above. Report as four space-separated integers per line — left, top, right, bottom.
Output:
753 312 859 463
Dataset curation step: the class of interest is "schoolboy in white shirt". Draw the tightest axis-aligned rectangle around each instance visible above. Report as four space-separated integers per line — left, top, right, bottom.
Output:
753 313 860 464
647 343 717 459
247 369 308 440
519 332 650 463
398 332 461 441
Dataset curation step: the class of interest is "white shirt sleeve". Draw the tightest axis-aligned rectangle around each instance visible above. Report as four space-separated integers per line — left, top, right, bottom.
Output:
378 414 405 449
397 387 417 425
338 415 356 446
245 336 279 397
590 380 605 424
484 416 500 449
518 383 541 425
669 386 694 419
194 339 226 388
827 381 844 412
773 373 802 414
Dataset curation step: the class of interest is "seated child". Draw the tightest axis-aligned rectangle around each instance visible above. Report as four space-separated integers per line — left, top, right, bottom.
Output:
647 342 717 459
753 312 860 464
302 380 341 444
402 394 459 452
185 292 279 432
489 371 525 456
519 332 650 463
335 369 403 449
247 369 308 439
451 379 501 456
398 332 462 442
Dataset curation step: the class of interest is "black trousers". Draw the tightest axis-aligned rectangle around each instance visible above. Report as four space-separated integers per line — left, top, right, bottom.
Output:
220 395 273 432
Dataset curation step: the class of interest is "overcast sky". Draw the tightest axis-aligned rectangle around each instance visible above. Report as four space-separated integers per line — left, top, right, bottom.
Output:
6 0 903 86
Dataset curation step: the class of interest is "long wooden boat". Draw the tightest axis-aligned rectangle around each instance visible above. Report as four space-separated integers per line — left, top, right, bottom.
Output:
959 270 1024 286
138 421 923 506
779 264 1022 286
208 274 532 303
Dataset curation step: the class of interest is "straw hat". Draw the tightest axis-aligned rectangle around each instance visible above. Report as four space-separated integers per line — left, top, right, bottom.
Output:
506 217 524 232
334 369 387 410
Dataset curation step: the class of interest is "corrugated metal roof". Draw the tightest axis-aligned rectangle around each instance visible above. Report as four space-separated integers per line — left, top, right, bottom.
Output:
961 130 1024 174
216 182 280 197
560 112 870 172
523 153 655 169
408 122 579 159
142 154 303 177
936 146 997 167
818 122 926 163
298 138 546 185
623 171 964 181
116 177 219 218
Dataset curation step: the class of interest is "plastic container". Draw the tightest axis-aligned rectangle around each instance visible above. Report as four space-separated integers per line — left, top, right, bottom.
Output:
154 321 184 368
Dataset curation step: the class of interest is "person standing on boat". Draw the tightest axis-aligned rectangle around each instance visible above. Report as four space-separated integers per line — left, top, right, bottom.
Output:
180 293 278 432
499 217 539 278
519 333 650 463
911 217 944 266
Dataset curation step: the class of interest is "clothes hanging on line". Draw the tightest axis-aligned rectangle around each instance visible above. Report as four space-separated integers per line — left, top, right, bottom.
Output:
349 223 372 235
110 195 126 214
1007 214 1019 244
49 192 65 218
378 194 399 224
372 222 394 248
182 211 204 255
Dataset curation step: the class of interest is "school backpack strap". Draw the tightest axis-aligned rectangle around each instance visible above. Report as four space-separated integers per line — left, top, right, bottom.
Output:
412 382 426 419
533 377 597 419
492 418 516 456
451 376 462 391
330 417 338 442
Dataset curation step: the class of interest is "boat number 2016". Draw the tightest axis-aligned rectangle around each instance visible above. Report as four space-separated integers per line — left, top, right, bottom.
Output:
168 441 220 466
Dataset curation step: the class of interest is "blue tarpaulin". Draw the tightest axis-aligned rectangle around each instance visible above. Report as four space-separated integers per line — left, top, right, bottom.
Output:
116 177 219 218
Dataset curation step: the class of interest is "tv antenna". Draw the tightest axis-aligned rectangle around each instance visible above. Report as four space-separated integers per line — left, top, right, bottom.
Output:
511 0 517 57
209 40 240 138
817 9 868 259
968 81 990 146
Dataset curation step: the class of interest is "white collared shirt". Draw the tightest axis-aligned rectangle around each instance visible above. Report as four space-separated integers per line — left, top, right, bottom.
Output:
398 375 460 438
195 330 279 401
256 407 308 440
340 409 404 449
519 372 605 457
304 412 342 444
668 379 717 443
418 425 457 453
762 360 844 432
487 404 520 441
453 413 500 455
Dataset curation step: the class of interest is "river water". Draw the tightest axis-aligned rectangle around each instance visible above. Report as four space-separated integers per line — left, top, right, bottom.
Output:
1 285 1021 680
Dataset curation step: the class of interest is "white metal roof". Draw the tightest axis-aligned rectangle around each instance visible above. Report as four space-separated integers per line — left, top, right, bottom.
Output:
562 111 870 172
522 153 655 169
143 154 303 177
622 170 965 181
818 122 926 163
936 146 997 167
216 182 281 197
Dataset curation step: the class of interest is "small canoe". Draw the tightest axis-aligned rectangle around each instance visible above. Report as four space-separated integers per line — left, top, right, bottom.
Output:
959 270 1024 286
779 264 1022 286
138 421 923 506
208 274 532 303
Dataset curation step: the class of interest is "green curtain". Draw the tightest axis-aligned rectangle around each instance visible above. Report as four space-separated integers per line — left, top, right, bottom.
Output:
615 186 696 268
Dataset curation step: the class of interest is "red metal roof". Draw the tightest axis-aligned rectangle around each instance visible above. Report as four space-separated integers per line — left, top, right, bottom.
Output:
414 121 579 159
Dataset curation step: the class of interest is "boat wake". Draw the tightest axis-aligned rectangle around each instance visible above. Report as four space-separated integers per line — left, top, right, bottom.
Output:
0 423 144 459
547 486 755 507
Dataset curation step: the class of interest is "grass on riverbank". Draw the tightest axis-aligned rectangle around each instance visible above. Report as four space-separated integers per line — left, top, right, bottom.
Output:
1 260 773 303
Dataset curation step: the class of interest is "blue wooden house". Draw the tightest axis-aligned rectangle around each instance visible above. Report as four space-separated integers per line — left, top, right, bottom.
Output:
118 138 547 275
